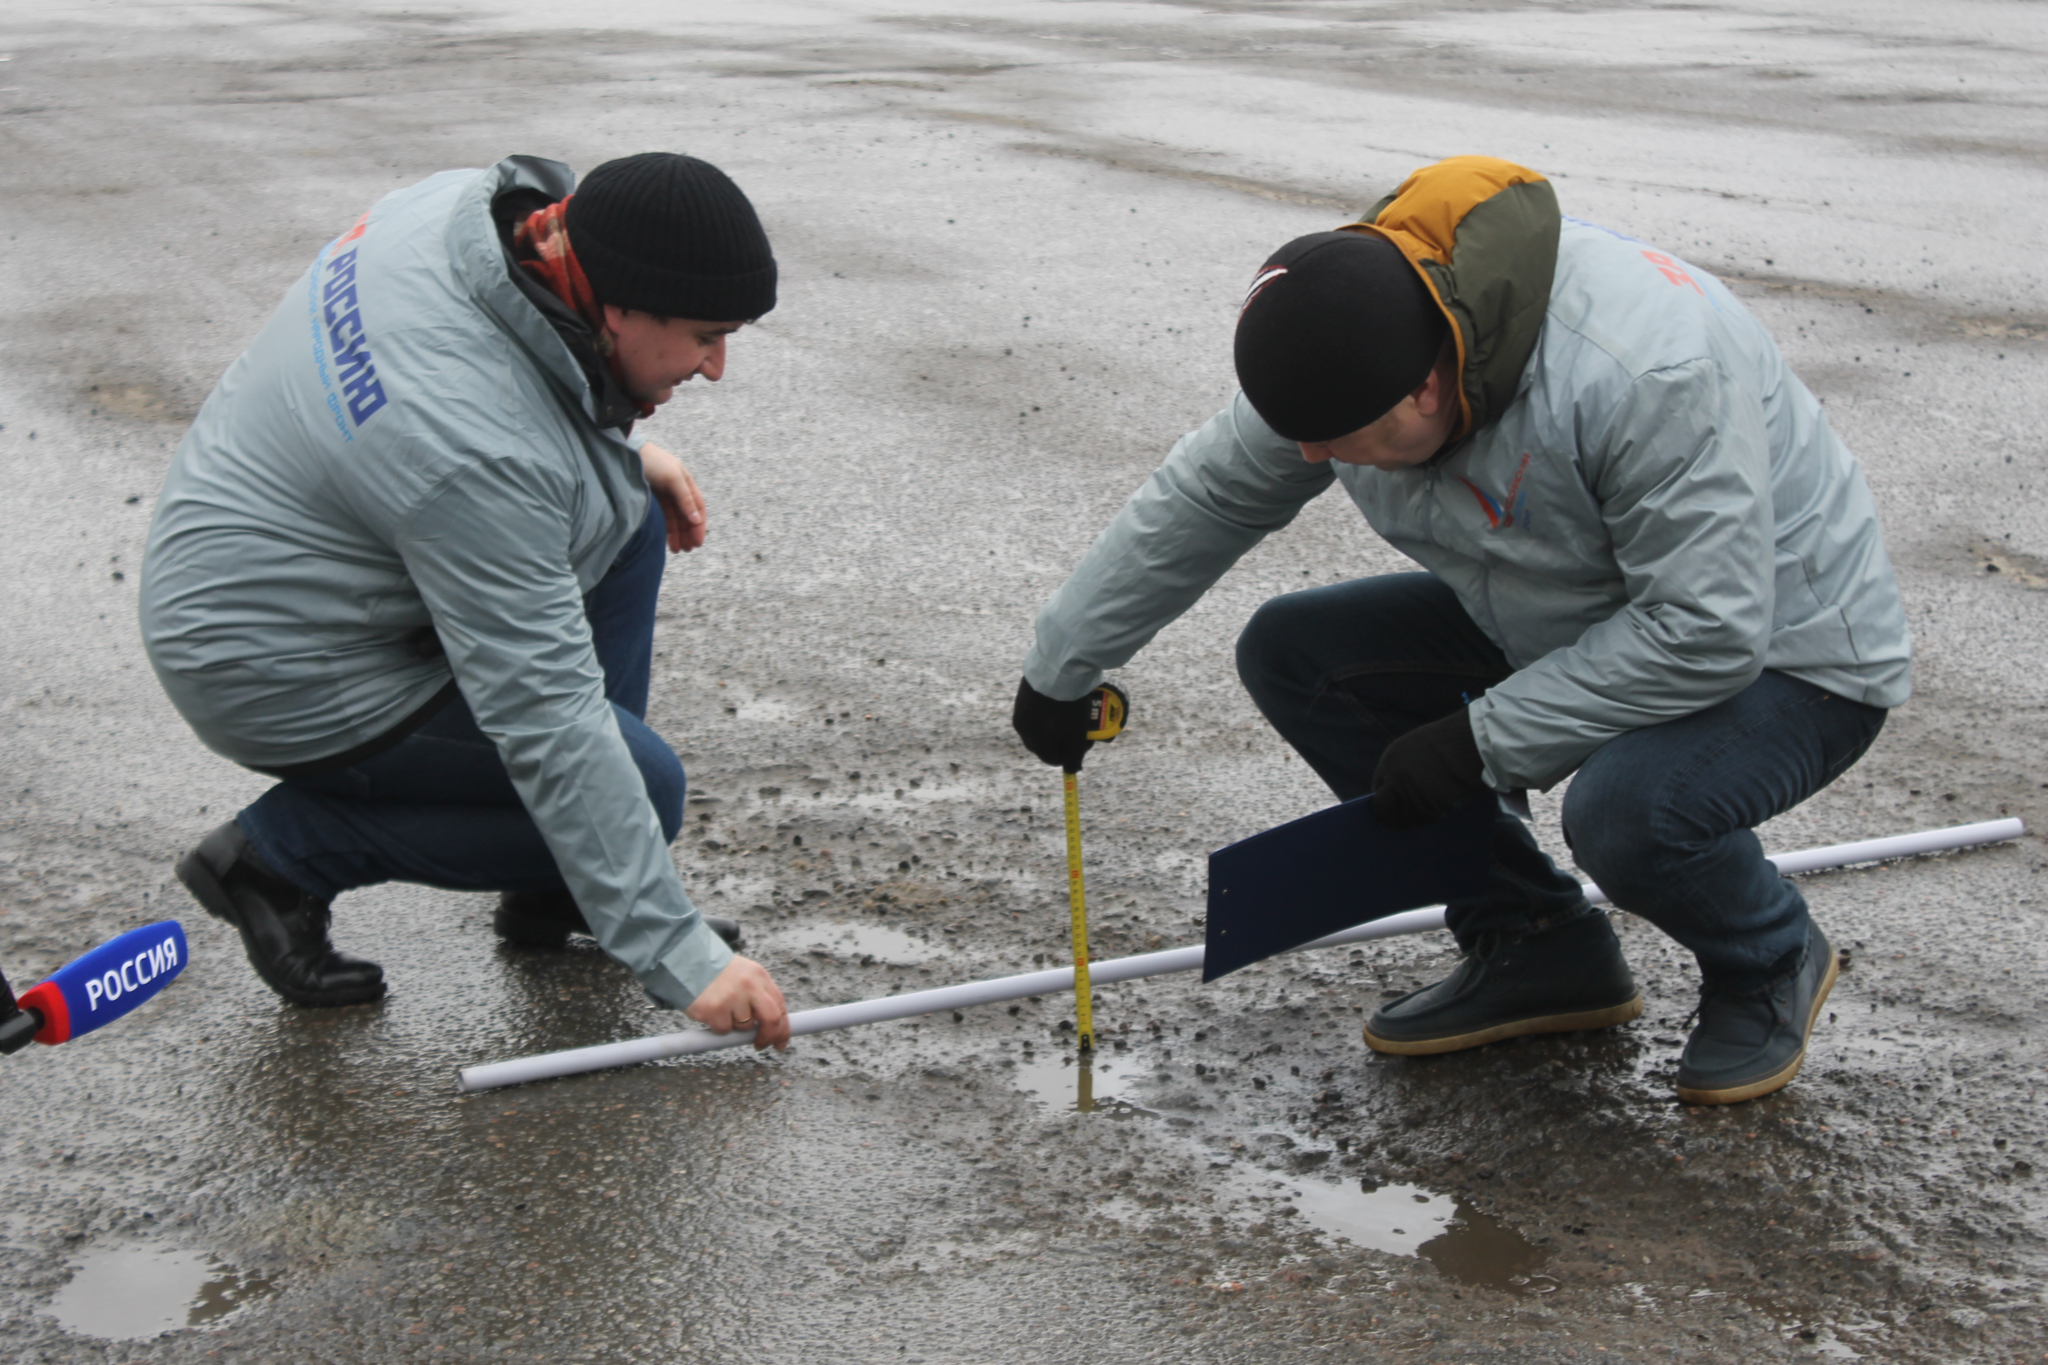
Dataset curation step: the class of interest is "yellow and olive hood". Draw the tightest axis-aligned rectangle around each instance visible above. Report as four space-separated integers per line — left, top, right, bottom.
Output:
1342 156 1560 442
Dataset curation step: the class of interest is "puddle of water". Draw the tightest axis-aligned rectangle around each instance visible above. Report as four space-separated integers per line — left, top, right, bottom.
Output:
1012 1051 1158 1117
1224 1169 1548 1292
792 920 948 965
45 1243 279 1340
1006 1049 1547 1290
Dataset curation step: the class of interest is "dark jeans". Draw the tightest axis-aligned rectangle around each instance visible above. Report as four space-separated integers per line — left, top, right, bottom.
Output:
238 496 685 902
1235 573 1886 990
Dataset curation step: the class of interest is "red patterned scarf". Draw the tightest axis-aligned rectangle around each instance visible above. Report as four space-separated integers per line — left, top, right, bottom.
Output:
512 197 655 420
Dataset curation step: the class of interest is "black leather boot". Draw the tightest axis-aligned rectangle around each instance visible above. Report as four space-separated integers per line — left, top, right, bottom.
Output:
176 823 385 1008
1363 910 1641 1055
494 889 743 951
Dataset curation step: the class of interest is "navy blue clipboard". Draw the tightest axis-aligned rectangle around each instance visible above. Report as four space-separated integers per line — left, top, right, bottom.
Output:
1202 794 1494 982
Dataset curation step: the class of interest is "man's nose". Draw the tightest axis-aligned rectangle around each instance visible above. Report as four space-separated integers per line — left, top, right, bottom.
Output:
698 338 726 383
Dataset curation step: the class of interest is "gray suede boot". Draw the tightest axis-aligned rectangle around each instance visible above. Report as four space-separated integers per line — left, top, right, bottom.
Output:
1364 910 1642 1056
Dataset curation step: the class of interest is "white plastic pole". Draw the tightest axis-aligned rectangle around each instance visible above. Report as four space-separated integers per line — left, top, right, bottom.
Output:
455 817 2024 1093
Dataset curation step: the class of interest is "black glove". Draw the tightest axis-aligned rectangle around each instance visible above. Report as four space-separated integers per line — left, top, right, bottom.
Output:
1371 709 1490 829
1012 678 1103 773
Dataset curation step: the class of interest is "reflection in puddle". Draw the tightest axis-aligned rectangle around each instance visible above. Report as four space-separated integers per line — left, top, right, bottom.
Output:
795 921 946 965
1223 1170 1548 1292
45 1243 279 1339
1006 1051 1547 1291
1012 1051 1158 1116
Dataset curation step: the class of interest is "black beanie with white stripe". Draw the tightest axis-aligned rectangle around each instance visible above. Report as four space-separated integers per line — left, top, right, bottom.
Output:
1233 230 1446 443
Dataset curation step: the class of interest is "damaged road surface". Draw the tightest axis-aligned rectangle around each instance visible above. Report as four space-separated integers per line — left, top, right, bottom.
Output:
2 1 2045 1362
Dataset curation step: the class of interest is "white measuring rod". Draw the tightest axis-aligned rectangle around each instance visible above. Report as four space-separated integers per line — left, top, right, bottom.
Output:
456 817 2025 1093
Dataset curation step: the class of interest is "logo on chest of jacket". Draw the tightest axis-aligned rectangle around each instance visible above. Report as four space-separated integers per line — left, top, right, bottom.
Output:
314 242 388 429
1458 452 1534 531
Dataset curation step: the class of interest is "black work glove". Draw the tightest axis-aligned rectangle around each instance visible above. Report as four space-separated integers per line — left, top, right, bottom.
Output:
1012 678 1103 773
1371 709 1490 829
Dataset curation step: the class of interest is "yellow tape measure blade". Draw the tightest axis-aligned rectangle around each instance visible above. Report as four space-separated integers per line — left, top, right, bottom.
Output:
1064 770 1095 1051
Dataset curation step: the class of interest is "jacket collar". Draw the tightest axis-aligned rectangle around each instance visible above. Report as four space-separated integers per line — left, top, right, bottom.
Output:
1345 157 1560 443
446 156 640 434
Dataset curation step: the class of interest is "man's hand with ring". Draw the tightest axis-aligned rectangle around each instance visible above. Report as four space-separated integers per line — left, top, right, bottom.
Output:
685 955 791 1049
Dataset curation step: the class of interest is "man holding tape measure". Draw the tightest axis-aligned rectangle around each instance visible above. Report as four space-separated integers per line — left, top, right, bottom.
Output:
1013 157 1910 1105
141 153 790 1047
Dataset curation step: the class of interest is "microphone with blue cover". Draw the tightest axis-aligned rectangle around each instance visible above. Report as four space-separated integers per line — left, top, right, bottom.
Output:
0 920 188 1054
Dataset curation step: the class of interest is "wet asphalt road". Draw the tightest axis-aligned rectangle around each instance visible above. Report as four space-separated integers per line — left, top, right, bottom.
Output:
2 1 2046 1361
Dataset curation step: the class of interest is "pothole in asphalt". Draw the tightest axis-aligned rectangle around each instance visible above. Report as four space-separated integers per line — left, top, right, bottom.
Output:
1223 1168 1549 1292
796 921 947 964
44 1242 280 1339
1007 1052 1551 1291
1012 1050 1159 1116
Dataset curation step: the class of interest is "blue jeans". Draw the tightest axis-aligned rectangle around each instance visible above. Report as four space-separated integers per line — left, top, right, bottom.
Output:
238 497 686 902
1235 573 1885 990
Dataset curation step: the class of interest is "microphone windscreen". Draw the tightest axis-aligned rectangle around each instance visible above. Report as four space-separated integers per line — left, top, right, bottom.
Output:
19 920 188 1045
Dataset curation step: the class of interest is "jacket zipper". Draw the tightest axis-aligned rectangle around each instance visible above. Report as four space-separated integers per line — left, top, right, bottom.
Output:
1422 463 1438 545
1429 459 1510 655
1478 564 1506 653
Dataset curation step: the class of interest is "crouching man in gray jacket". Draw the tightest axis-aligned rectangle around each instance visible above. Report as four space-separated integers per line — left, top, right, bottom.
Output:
142 152 790 1047
1012 157 1910 1104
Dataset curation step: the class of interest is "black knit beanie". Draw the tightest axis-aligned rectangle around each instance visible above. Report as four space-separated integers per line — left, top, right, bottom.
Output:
567 153 778 321
1232 231 1447 443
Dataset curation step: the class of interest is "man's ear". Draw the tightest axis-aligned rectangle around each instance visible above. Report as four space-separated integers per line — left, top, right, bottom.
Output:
601 302 628 334
1412 336 1459 417
1409 363 1445 416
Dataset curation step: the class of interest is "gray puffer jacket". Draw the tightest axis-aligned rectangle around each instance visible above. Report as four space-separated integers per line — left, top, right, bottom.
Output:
141 156 732 1006
1025 158 1911 790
